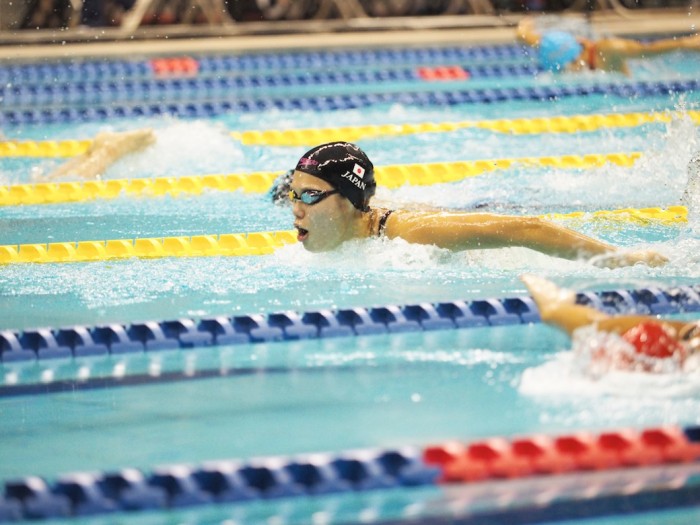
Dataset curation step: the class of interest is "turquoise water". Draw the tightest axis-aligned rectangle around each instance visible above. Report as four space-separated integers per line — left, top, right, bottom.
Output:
1 43 700 523
3 325 700 480
1 113 699 329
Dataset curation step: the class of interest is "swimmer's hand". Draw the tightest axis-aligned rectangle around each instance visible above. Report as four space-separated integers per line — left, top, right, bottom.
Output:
589 249 668 269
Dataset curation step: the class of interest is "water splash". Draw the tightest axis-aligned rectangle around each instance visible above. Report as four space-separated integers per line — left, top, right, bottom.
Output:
520 324 700 400
681 151 700 217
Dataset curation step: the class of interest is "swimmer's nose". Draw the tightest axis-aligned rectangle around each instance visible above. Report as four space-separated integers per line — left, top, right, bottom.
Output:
292 201 305 218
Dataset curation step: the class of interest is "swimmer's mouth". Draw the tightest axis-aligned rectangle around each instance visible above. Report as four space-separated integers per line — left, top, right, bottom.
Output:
296 226 309 241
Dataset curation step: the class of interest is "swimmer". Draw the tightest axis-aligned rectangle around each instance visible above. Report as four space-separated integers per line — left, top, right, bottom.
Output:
517 16 700 74
521 274 700 373
282 141 666 268
44 128 155 180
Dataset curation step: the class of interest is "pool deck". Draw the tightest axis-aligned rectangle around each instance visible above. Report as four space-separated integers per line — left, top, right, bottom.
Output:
0 9 698 61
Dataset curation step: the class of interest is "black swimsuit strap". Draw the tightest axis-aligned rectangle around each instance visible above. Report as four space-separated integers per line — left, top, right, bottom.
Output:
377 210 394 237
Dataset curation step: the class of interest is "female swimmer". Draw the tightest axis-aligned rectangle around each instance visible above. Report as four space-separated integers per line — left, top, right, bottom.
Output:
284 141 666 268
517 16 700 74
521 274 699 373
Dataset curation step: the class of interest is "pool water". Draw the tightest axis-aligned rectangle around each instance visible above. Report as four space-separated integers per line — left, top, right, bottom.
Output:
1 39 700 524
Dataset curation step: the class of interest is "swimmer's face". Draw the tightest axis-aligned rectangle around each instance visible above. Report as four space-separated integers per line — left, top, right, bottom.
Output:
290 171 358 252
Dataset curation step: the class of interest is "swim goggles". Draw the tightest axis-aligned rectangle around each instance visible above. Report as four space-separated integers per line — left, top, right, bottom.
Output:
288 189 339 205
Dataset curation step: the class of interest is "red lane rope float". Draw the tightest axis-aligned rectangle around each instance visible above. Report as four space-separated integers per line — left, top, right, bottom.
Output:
0 425 697 521
417 66 470 81
424 426 700 484
150 57 199 78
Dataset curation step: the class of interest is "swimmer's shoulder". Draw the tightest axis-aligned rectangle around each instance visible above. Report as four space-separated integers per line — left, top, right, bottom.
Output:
380 208 492 238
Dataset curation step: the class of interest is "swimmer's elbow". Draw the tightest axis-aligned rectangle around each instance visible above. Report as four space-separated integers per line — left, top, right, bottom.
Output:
519 216 550 237
520 217 609 259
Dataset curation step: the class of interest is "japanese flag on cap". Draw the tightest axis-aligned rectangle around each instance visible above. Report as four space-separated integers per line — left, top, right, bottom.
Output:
294 141 376 211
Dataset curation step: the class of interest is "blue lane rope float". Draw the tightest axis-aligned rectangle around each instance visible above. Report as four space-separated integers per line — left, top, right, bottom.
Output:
0 424 698 521
0 45 530 85
1 285 698 364
0 63 543 108
2 79 698 126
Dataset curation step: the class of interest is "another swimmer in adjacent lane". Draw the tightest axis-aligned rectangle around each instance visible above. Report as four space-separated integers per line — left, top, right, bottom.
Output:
285 141 667 269
521 274 700 374
517 16 700 74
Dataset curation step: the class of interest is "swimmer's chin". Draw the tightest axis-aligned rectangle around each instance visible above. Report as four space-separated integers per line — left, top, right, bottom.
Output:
301 243 340 253
299 237 349 253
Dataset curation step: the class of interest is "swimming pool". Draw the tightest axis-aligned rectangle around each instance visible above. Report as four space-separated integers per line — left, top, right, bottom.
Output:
1 34 700 524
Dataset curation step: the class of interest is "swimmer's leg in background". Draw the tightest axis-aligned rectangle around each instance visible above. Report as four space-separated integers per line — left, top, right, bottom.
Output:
521 274 609 336
521 275 689 337
45 128 156 180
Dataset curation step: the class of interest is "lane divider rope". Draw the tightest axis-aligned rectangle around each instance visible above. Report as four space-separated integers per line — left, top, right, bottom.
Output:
1 111 688 158
0 230 298 265
0 44 529 85
0 64 541 108
0 171 282 206
0 206 687 265
2 79 698 126
0 139 91 158
230 110 700 146
0 420 697 521
0 152 644 206
1 283 698 362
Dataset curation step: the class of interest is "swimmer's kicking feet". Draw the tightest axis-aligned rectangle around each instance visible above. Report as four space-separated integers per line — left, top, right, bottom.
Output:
45 128 156 181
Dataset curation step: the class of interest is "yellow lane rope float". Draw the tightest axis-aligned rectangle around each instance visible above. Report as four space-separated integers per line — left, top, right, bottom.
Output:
2 111 698 158
0 152 642 206
228 110 700 147
0 140 92 158
0 230 298 265
0 206 687 265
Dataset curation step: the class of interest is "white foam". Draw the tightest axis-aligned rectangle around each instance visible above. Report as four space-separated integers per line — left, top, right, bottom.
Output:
120 120 246 178
519 325 700 400
272 236 592 275
372 108 700 212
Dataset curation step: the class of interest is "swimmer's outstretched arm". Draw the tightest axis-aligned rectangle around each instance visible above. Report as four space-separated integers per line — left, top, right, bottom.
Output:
611 33 700 58
45 129 156 181
386 212 667 268
521 274 687 336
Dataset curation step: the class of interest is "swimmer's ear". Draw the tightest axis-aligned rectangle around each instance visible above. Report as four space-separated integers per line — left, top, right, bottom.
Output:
270 169 294 205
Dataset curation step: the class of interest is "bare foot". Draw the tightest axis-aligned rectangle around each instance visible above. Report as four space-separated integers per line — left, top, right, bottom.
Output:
520 274 575 321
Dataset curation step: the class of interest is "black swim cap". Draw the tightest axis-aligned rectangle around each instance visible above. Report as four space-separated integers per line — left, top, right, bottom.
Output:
295 142 376 211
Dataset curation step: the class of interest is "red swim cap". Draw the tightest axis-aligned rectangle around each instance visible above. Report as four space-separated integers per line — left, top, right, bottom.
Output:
622 322 684 359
